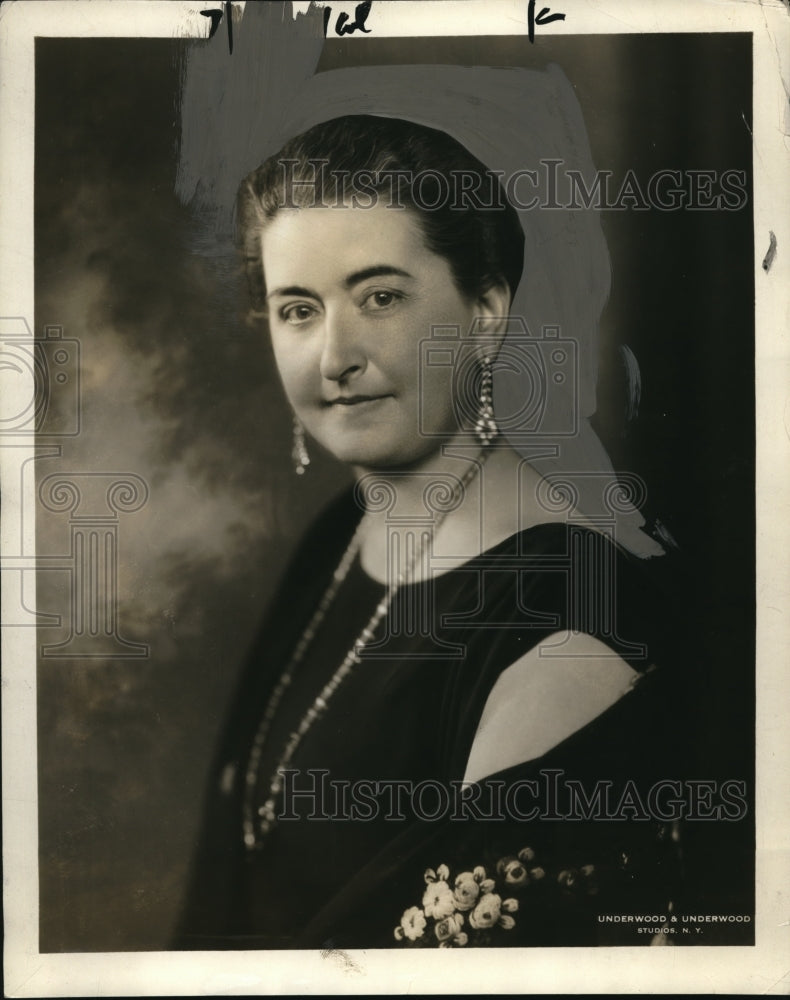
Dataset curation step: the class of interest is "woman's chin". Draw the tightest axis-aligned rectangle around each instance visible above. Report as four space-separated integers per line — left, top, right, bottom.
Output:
330 447 417 473
319 436 436 474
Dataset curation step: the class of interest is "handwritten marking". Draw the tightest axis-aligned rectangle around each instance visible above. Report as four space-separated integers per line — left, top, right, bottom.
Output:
528 0 566 44
200 8 222 38
323 2 373 38
201 1 234 53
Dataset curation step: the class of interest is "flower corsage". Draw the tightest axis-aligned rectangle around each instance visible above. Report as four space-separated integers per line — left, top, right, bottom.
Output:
394 848 544 947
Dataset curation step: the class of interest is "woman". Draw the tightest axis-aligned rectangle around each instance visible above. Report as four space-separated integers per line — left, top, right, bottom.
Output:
176 115 692 950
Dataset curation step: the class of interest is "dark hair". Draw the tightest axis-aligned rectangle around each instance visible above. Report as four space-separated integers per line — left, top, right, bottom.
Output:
237 115 525 312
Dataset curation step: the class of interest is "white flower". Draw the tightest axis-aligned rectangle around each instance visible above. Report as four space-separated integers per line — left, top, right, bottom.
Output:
469 892 520 932
422 879 456 919
394 906 426 942
469 892 502 929
424 863 450 884
453 871 481 911
435 912 466 945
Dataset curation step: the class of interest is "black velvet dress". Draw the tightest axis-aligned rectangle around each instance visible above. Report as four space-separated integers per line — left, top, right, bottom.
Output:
175 489 750 950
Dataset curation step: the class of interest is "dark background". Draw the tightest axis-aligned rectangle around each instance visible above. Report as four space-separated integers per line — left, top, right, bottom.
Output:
35 31 754 950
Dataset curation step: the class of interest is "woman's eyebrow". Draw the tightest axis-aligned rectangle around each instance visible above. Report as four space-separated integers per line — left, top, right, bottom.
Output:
343 265 414 288
266 285 319 302
266 267 414 302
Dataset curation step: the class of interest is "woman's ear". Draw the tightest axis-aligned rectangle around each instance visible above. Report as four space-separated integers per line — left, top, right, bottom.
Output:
473 278 512 352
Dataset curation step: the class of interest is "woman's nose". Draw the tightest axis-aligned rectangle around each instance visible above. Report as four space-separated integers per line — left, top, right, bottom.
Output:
318 308 366 382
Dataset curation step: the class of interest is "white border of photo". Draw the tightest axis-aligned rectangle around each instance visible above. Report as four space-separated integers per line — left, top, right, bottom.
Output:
1 1 788 994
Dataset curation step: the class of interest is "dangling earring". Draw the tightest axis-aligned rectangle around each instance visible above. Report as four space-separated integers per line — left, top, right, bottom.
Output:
291 416 310 475
475 355 498 446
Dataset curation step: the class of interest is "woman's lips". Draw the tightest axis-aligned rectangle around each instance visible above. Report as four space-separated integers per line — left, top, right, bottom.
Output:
322 394 393 408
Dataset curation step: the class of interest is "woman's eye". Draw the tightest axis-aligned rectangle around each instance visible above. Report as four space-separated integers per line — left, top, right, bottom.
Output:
363 290 403 311
280 303 317 325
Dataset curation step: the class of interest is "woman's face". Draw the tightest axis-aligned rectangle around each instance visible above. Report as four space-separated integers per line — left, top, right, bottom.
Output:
261 203 489 471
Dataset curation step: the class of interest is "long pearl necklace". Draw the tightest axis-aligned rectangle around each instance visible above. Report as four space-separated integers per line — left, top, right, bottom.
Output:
242 448 490 850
